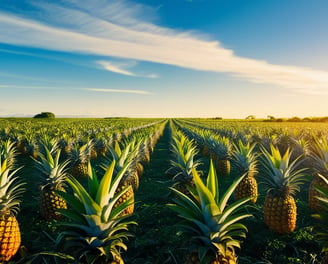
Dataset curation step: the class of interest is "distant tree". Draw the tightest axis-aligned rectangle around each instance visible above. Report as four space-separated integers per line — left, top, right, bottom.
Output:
213 117 223 120
267 115 275 120
287 117 302 122
33 112 55 118
302 117 312 122
245 115 255 120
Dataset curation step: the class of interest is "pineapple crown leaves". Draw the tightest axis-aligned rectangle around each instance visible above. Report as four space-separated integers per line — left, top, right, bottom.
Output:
0 157 25 215
232 140 258 176
168 160 252 262
56 161 136 260
34 147 70 188
167 132 201 182
38 135 61 156
260 144 308 196
313 174 328 209
209 136 233 160
58 160 134 222
0 139 17 166
309 137 328 174
69 143 90 164
102 140 138 176
312 174 328 253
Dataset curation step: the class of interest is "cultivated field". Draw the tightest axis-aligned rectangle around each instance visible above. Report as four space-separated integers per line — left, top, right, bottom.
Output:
0 117 328 263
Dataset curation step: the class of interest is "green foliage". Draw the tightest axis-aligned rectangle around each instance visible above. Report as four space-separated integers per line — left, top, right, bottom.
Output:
168 160 252 263
56 161 136 263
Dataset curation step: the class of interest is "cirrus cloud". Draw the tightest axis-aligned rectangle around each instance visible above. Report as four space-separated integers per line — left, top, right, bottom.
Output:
86 88 152 95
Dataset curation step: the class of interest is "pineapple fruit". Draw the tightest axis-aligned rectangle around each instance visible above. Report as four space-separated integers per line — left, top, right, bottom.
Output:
261 144 307 234
0 156 25 262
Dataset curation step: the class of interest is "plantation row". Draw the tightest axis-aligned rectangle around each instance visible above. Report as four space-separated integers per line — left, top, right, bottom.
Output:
0 118 328 263
0 118 167 263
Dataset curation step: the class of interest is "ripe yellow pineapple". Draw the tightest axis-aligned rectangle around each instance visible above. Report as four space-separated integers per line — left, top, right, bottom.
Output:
261 144 307 234
0 212 21 262
34 147 69 220
232 140 258 203
68 143 90 179
0 156 25 262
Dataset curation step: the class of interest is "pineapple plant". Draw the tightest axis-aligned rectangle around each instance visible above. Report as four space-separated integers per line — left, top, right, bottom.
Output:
0 156 25 262
167 131 201 196
37 134 60 158
232 140 258 203
312 174 328 264
68 142 90 179
209 136 232 177
261 144 307 234
56 161 136 264
94 137 108 158
57 135 73 160
168 160 252 263
34 147 69 220
139 139 151 165
308 137 328 211
101 140 139 216
87 139 98 160
14 135 28 156
106 140 140 190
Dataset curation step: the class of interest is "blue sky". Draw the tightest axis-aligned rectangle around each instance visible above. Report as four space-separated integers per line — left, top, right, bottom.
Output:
0 0 328 118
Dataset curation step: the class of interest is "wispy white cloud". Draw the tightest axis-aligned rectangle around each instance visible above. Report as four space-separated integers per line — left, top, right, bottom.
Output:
86 88 152 95
0 84 152 95
97 60 136 76
0 0 328 94
97 60 158 78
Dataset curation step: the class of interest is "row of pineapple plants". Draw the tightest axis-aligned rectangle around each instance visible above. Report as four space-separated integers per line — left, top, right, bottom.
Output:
0 118 164 160
166 121 251 262
172 119 328 262
175 119 328 213
0 119 167 263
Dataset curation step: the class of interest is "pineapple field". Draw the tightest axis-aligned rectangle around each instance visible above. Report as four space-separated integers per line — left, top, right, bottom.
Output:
0 117 328 264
